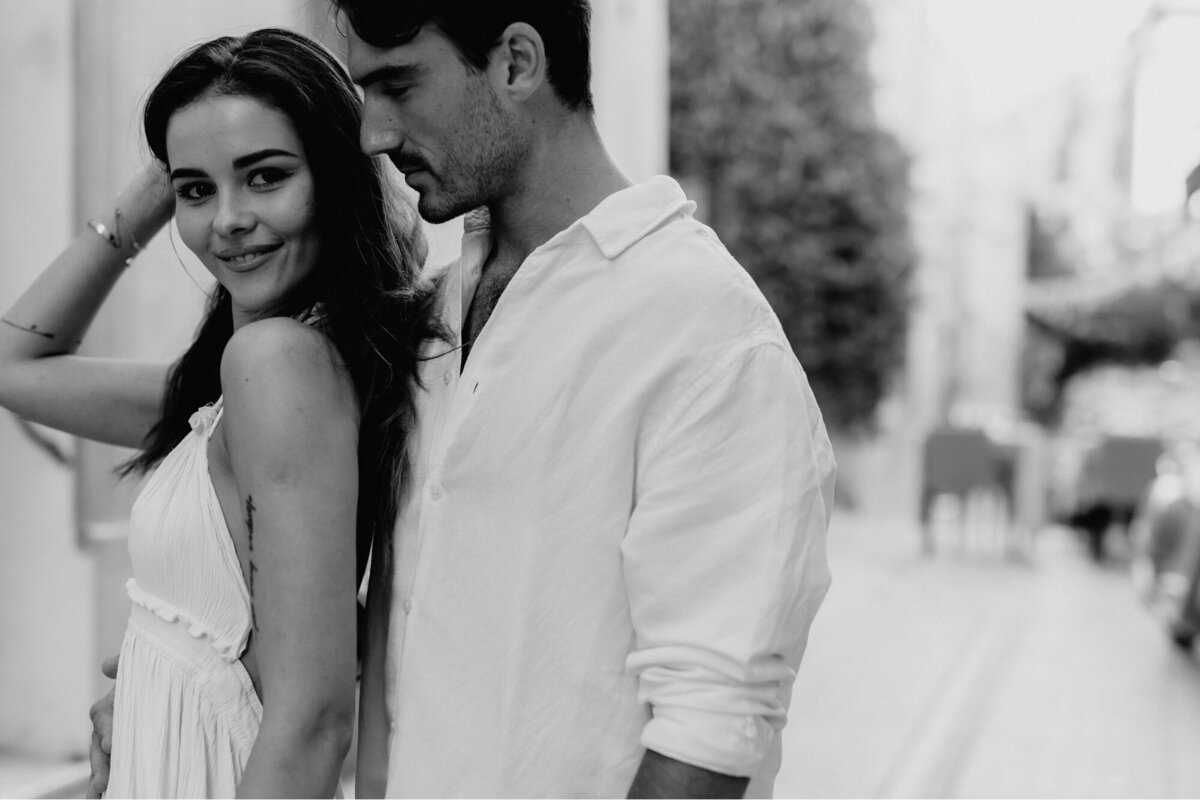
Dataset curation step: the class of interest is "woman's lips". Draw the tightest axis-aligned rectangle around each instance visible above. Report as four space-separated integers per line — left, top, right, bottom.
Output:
216 243 283 271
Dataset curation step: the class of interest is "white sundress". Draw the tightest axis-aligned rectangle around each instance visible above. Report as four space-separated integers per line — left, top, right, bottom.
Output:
105 398 262 798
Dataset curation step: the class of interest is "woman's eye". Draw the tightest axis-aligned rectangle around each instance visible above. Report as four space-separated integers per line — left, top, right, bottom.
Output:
174 182 213 202
248 167 291 188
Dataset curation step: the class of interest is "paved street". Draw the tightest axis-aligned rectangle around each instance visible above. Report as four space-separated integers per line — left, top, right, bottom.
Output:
776 510 1200 798
6 509 1200 799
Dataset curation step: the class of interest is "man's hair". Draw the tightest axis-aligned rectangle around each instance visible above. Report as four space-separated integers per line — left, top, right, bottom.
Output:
333 0 594 112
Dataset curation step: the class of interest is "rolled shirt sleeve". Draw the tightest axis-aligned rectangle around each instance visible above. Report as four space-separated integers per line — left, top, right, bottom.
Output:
622 337 835 777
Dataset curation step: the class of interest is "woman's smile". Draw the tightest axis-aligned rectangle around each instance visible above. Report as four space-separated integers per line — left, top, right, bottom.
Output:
215 242 285 271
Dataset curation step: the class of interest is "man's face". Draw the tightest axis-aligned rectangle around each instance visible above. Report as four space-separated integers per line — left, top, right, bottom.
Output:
348 23 527 223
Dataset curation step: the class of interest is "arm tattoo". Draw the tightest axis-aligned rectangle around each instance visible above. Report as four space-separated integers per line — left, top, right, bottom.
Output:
245 495 259 633
2 318 56 339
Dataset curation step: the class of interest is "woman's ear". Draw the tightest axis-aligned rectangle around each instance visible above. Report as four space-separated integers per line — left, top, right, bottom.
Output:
489 22 546 103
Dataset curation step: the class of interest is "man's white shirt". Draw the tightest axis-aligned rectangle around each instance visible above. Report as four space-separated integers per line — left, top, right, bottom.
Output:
356 176 835 798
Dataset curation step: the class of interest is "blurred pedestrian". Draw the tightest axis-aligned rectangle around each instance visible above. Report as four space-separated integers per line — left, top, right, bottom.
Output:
0 28 437 797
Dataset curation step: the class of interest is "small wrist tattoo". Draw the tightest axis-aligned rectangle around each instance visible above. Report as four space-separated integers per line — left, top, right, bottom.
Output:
1 318 56 340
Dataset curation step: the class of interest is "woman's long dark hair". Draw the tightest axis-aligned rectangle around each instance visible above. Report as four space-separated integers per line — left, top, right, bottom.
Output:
124 28 442 574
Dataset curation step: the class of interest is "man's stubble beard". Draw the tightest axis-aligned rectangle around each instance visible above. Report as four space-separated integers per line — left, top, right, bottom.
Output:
415 80 530 224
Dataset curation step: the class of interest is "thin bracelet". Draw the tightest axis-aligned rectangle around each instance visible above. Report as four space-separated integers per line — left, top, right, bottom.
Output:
86 208 142 266
1 318 56 340
116 207 143 255
86 219 121 249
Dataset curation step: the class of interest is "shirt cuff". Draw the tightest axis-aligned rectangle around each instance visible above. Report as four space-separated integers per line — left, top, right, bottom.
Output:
640 705 779 778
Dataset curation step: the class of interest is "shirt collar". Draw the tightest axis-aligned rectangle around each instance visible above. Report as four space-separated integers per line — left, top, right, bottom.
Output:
453 176 697 281
578 175 696 260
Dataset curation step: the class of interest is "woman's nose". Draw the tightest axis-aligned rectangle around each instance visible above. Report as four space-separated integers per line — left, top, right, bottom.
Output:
213 192 254 237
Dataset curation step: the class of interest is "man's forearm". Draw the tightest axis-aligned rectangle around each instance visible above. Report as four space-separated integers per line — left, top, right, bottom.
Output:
627 749 749 799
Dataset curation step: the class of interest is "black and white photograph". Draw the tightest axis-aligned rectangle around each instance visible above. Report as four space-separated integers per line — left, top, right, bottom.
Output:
1 1 1198 798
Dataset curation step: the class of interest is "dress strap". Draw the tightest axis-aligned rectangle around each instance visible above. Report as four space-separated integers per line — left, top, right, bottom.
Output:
206 397 225 440
297 302 327 329
187 397 225 441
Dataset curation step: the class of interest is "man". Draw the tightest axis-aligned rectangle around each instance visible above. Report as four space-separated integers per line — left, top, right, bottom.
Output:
343 2 833 796
92 2 834 796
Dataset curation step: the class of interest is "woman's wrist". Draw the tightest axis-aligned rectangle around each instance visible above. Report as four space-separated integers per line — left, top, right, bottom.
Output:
84 209 143 266
110 165 176 248
81 167 174 266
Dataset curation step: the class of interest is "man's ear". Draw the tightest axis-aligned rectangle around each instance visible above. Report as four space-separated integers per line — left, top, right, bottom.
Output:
489 22 546 103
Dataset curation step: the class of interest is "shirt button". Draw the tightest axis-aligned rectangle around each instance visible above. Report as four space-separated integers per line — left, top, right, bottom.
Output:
443 372 452 386
403 599 413 614
429 484 443 501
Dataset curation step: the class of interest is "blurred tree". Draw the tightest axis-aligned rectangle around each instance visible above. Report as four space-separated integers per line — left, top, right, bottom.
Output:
669 0 915 432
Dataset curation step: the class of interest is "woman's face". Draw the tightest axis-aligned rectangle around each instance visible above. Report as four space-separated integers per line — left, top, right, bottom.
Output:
166 93 320 327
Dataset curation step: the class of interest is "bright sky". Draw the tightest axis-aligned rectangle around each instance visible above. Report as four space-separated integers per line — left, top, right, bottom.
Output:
923 0 1155 122
1129 10 1200 213
920 0 1200 213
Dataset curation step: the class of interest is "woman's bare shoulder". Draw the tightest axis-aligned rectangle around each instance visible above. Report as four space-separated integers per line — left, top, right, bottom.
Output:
221 317 341 378
219 318 357 445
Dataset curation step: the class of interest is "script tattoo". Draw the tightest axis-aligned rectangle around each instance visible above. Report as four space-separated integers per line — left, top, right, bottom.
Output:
245 495 259 633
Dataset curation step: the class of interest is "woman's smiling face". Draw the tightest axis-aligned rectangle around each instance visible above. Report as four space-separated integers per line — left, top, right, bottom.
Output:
166 93 320 327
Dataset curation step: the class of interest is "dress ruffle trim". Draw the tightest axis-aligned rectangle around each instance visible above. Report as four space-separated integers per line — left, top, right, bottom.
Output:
125 579 249 662
188 402 220 434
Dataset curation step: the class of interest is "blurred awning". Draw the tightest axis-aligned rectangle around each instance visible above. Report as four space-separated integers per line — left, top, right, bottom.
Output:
1024 275 1186 363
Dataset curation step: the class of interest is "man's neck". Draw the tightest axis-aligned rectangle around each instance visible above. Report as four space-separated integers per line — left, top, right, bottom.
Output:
460 115 633 366
485 114 633 267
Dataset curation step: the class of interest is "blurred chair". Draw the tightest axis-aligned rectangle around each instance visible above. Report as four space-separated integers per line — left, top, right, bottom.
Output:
1091 436 1164 505
1069 435 1164 560
919 427 1014 554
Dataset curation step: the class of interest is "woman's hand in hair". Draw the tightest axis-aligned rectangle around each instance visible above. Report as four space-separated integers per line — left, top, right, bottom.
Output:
115 162 176 245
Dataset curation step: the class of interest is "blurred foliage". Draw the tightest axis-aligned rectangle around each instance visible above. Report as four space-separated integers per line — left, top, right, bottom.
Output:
668 0 915 433
1021 278 1197 424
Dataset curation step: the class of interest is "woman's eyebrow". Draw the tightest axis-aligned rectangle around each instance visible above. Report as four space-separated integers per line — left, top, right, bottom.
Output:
232 148 301 170
169 167 206 181
169 149 300 181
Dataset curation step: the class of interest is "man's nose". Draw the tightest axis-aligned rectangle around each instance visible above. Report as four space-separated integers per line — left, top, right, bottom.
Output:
360 99 404 157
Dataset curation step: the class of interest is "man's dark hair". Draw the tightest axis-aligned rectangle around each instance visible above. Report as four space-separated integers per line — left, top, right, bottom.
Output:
334 0 594 111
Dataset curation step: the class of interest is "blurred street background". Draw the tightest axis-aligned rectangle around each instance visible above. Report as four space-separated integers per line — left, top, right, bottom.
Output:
779 513 1200 798
5 0 1200 797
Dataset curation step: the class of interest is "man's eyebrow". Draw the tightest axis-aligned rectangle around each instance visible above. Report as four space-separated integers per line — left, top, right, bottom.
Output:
353 63 422 88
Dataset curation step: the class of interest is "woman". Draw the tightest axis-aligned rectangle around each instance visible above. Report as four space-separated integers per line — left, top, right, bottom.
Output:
0 29 437 797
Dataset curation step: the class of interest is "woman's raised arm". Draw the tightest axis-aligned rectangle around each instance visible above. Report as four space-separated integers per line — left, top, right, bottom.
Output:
0 165 175 448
